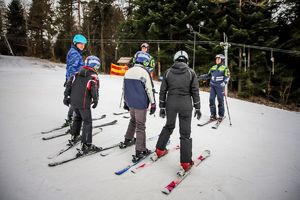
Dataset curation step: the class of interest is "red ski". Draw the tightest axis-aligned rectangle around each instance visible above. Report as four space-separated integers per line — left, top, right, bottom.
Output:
161 150 211 195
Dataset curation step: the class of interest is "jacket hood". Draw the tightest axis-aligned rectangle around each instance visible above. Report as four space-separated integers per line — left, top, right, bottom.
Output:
170 62 189 74
78 66 97 77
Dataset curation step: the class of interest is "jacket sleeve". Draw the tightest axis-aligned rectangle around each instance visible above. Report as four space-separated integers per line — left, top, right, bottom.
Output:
66 51 83 80
90 77 99 103
143 69 156 105
190 70 201 110
64 75 74 97
159 71 169 108
223 67 230 84
198 67 212 80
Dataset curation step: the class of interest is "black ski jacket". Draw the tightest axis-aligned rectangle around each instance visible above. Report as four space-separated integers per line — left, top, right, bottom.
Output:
159 62 200 110
64 66 99 109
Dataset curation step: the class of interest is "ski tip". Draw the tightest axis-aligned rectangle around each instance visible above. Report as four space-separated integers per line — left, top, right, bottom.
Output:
48 163 55 167
161 188 171 195
203 150 211 157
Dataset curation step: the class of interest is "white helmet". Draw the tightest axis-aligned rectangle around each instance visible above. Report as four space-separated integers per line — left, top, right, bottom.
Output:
173 50 189 64
215 54 225 61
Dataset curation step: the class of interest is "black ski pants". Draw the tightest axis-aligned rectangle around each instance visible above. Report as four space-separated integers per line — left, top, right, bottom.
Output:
156 107 193 163
71 108 93 144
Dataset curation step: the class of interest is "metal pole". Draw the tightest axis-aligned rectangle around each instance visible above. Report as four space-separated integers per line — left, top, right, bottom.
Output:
193 32 196 70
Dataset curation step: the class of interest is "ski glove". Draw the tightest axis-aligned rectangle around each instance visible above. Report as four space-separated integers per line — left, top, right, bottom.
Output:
194 109 202 120
220 82 226 88
159 108 166 118
63 97 70 107
92 101 98 109
123 102 129 111
149 103 156 115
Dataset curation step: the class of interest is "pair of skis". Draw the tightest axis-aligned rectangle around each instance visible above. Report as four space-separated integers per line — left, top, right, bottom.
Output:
197 116 226 129
41 114 107 134
100 134 159 157
47 129 103 159
130 145 180 174
114 144 210 195
42 119 117 141
48 142 121 167
161 150 211 194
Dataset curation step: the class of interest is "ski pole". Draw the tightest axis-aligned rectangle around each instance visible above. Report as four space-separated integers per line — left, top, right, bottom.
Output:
224 95 232 126
119 88 123 108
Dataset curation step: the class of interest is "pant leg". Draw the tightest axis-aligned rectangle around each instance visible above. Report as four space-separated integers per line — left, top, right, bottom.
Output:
209 85 217 116
80 109 93 144
124 109 136 140
178 109 193 163
71 108 82 137
67 105 74 120
156 108 177 150
134 109 147 152
216 86 225 117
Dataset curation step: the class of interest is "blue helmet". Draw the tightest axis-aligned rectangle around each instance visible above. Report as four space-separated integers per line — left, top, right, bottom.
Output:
73 34 87 44
85 55 101 70
134 51 151 67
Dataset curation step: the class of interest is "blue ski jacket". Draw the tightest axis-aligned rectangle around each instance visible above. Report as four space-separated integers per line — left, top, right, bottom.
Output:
66 45 84 80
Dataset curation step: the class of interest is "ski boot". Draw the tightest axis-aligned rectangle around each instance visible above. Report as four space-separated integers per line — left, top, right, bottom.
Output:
150 148 168 161
210 115 217 121
62 118 72 128
217 116 225 122
76 143 102 156
132 149 151 163
177 161 194 177
68 135 79 146
119 138 136 149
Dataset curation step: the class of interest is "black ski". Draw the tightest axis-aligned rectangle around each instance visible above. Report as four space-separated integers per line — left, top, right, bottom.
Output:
47 128 103 159
41 122 69 134
92 114 106 121
100 134 159 157
48 142 120 167
41 114 106 134
197 119 217 127
212 116 226 129
42 129 70 140
93 120 118 129
113 111 129 115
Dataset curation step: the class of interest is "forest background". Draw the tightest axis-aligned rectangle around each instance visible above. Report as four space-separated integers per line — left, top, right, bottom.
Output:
1 0 300 111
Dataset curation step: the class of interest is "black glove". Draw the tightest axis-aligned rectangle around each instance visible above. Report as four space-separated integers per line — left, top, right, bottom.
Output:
159 108 166 118
92 101 98 109
63 79 67 87
123 102 129 111
194 109 202 120
63 97 70 107
149 103 156 115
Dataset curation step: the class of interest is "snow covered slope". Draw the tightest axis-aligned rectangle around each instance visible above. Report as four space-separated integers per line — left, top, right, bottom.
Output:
0 55 300 200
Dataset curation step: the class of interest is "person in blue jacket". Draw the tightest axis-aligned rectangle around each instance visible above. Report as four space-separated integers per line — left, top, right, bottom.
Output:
199 54 230 121
63 34 87 127
119 52 156 163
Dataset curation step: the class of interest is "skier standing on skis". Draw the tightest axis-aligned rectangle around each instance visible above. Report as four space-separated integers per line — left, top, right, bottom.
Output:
63 34 87 127
132 43 155 73
120 51 156 162
198 54 230 121
63 55 101 153
152 50 201 173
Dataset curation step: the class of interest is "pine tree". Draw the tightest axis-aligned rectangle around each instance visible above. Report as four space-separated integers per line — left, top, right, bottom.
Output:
6 0 27 55
28 0 55 58
54 0 77 62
